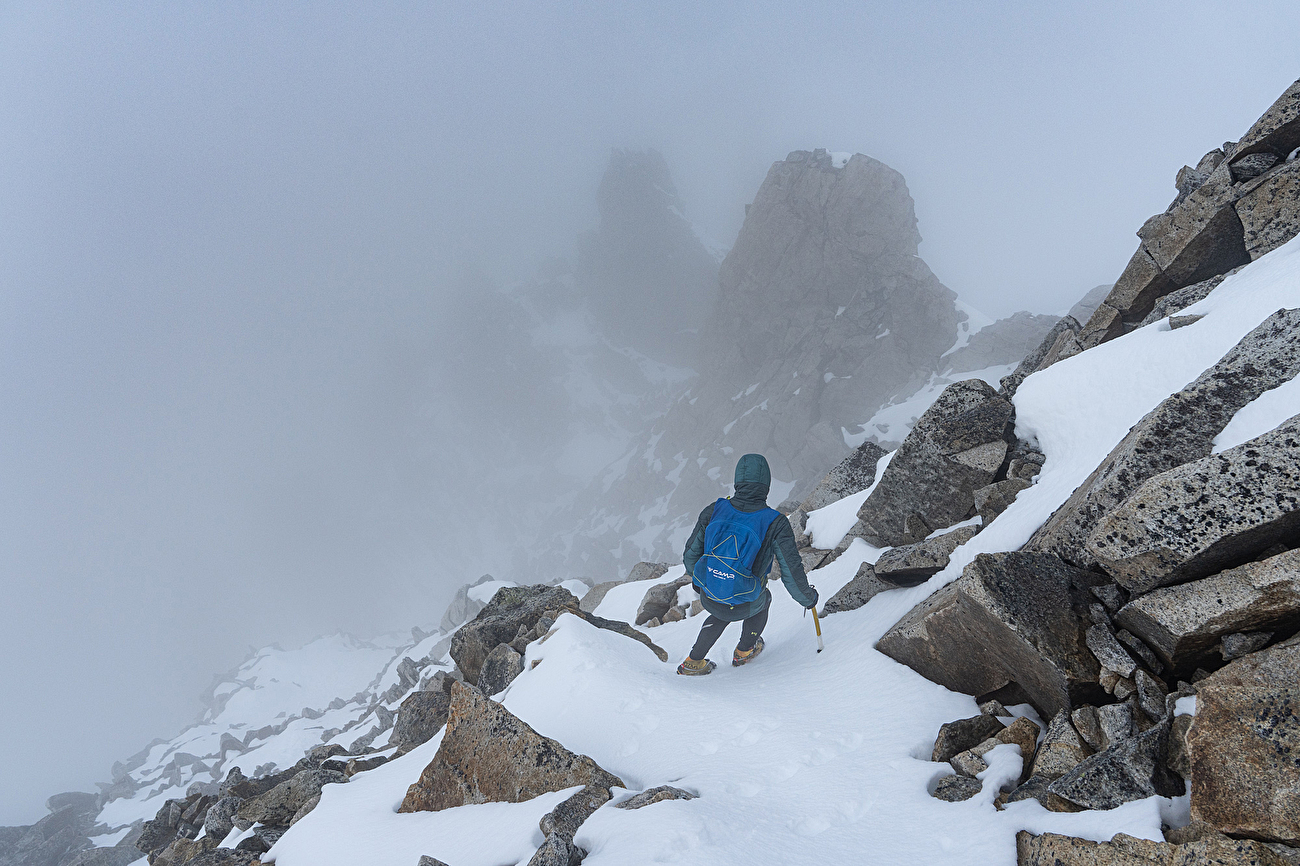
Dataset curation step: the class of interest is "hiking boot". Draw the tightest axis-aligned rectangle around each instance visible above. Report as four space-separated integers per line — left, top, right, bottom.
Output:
732 636 765 666
677 657 717 676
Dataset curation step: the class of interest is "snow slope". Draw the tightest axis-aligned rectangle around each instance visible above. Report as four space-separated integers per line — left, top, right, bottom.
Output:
266 544 1176 866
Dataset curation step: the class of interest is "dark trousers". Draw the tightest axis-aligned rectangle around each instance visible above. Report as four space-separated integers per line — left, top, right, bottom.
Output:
688 606 769 660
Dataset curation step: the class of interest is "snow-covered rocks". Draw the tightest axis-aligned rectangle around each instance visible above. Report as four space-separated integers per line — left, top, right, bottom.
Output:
1030 307 1300 568
1087 414 1300 592
855 379 1014 547
398 681 623 813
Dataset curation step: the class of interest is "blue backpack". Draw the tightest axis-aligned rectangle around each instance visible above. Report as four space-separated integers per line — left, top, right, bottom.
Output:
692 498 782 605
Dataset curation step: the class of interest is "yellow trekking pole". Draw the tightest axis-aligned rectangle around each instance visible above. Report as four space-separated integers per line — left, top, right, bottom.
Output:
811 606 824 653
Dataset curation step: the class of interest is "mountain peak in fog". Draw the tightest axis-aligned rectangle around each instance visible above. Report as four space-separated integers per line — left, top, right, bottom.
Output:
578 149 719 361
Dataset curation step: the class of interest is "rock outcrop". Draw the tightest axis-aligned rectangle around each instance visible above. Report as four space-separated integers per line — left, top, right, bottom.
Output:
1189 634 1300 844
1016 830 1288 866
877 552 1107 717
855 380 1014 547
1029 308 1300 568
450 585 581 682
873 526 978 586
1087 415 1300 592
798 440 887 512
1114 548 1300 676
399 682 623 813
1078 78 1300 348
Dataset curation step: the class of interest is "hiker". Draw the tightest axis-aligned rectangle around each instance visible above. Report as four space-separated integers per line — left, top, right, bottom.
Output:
677 453 818 675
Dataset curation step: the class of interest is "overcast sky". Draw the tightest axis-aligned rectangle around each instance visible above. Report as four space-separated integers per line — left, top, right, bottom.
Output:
2 1 1297 825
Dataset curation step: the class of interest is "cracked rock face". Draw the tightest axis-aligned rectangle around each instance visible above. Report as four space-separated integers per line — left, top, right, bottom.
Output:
1030 308 1300 568
855 379 1013 547
1115 548 1300 676
1087 414 1300 593
399 681 623 813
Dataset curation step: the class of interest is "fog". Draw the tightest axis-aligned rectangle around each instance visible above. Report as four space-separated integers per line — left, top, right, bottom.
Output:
2 1 1297 824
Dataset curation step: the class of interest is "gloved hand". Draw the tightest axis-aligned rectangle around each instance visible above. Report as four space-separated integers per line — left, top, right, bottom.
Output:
805 586 818 609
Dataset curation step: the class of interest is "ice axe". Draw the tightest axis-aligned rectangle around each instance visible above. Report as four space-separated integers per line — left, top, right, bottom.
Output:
810 606 824 653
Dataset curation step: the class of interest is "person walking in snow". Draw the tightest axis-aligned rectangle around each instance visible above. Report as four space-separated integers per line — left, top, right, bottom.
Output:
677 453 818 675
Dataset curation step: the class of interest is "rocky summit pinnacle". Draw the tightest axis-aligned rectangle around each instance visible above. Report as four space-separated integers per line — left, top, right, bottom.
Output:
542 148 982 577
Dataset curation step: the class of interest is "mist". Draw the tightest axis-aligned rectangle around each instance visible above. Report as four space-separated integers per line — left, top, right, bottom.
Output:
2 0 1298 825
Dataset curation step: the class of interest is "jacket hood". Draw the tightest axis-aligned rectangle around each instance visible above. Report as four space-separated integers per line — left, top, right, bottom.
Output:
732 454 772 507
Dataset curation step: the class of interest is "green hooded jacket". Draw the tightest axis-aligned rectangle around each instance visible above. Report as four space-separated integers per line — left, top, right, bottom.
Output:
683 453 818 621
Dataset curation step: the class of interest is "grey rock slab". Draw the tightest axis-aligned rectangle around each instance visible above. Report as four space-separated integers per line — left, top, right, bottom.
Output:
201 796 241 842
1138 163 1251 288
1230 152 1281 183
1115 630 1162 675
1097 701 1137 747
1067 284 1113 326
1089 415 1300 593
930 774 982 802
855 379 1013 547
477 643 524 695
1091 583 1129 615
930 714 1006 763
613 786 697 809
821 561 895 614
1083 246 1179 340
1016 830 1288 866
1070 705 1106 752
1047 722 1183 810
1135 670 1168 721
625 561 670 584
418 858 452 866
236 768 346 828
1031 308 1300 569
1236 158 1300 260
974 478 1030 526
1115 548 1300 675
450 585 580 683
798 439 887 512
874 525 977 586
538 785 610 843
578 581 620 613
390 688 452 755
877 552 1108 718
1002 775 1082 813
